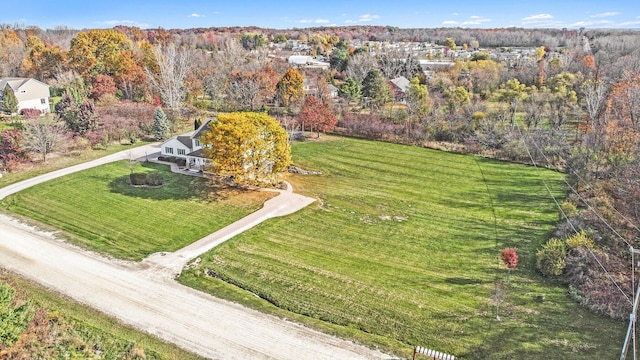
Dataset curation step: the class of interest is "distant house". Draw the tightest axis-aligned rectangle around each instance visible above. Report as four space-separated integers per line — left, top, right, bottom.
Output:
389 76 411 102
0 77 51 114
160 118 213 170
288 56 330 70
328 84 339 98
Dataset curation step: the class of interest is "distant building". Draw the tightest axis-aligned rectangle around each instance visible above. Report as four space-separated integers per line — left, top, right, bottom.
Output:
0 77 51 114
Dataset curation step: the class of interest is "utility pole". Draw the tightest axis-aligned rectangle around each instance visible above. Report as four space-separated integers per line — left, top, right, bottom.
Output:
621 247 640 360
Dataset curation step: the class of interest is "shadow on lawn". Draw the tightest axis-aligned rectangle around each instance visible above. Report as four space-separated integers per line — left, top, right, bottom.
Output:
106 162 250 202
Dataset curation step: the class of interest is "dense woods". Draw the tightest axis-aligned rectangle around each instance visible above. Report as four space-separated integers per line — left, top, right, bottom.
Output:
1 22 639 320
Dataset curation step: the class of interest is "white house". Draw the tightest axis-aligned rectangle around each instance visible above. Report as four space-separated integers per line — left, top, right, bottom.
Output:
160 118 213 170
0 77 51 114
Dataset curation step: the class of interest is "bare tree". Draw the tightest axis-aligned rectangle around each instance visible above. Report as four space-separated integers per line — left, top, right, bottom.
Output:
23 117 65 162
581 79 609 129
146 44 193 111
346 52 377 84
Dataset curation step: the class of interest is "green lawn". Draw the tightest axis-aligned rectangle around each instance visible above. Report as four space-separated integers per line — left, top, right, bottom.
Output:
1 161 275 260
179 136 624 359
0 142 151 188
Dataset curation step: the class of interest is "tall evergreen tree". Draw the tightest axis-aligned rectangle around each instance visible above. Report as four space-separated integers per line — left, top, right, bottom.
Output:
2 86 18 115
152 107 170 140
361 69 390 110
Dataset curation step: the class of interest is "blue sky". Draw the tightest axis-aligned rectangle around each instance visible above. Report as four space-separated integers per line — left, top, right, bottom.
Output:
2 0 639 30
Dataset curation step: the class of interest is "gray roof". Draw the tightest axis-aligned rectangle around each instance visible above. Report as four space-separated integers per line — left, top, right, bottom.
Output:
188 148 204 157
193 118 213 139
177 135 192 148
390 76 411 92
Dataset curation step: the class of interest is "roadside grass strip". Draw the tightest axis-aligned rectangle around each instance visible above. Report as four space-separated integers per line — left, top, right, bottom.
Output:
181 137 624 359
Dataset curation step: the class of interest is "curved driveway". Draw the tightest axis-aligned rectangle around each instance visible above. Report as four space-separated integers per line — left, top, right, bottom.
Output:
0 144 392 359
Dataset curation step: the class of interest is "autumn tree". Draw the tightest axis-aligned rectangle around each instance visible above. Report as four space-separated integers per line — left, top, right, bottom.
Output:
298 95 337 138
496 79 528 125
2 86 18 115
0 128 26 172
0 29 24 77
443 86 471 115
90 74 118 100
54 94 97 134
275 69 305 107
146 44 193 111
152 107 170 140
68 29 133 77
444 38 457 52
201 112 291 186
545 72 578 130
361 68 391 110
21 35 66 81
404 77 430 136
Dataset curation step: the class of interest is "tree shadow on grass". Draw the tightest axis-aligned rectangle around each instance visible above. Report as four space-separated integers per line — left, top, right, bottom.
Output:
107 162 255 203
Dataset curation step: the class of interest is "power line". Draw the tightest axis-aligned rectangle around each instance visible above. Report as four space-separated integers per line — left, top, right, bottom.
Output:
524 132 635 249
514 124 633 305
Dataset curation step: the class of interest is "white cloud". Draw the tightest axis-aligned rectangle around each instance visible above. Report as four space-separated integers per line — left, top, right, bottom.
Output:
590 12 619 18
190 13 204 18
443 16 491 26
344 14 380 24
451 12 459 16
97 19 149 27
358 14 380 22
462 17 491 25
521 13 563 27
299 18 329 24
522 13 553 24
569 20 613 27
617 20 640 27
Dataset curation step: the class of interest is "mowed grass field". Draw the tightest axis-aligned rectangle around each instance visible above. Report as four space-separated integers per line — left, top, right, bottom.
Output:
1 161 275 260
179 136 624 359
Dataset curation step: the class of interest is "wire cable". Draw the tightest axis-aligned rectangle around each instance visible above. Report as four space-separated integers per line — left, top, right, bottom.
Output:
515 125 633 305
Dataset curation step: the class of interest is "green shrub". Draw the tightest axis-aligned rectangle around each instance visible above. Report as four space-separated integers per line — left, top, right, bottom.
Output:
566 230 594 250
145 171 164 186
536 238 567 277
560 200 578 219
0 283 33 348
129 173 146 186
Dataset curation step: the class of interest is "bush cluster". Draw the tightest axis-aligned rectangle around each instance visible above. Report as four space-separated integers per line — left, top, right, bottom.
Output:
129 171 164 186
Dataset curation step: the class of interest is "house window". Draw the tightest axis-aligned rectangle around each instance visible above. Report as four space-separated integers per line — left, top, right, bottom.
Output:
194 140 201 147
177 149 186 155
41 98 46 104
165 147 173 154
